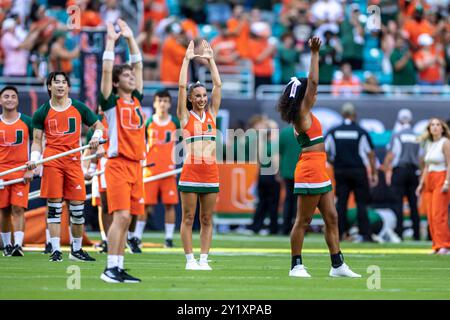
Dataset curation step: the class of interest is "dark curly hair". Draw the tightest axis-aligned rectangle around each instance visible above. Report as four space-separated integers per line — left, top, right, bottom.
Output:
276 77 308 124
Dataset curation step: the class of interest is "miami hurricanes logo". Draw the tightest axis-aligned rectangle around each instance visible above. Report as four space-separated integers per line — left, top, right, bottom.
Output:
0 129 24 146
48 117 76 136
121 107 143 130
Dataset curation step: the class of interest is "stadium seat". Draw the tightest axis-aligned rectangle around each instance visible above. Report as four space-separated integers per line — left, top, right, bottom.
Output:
167 0 180 16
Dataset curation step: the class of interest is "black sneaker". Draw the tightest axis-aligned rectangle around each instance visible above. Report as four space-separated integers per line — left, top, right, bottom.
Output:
42 242 52 254
127 237 142 254
3 244 13 257
99 240 108 254
100 267 123 283
119 268 141 283
164 239 174 248
11 245 24 257
49 250 63 262
69 249 96 262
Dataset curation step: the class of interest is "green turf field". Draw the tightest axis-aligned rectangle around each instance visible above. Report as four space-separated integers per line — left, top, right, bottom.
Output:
1 232 449 300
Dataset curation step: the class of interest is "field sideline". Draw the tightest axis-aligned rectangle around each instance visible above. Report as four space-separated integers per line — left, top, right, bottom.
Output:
1 233 449 300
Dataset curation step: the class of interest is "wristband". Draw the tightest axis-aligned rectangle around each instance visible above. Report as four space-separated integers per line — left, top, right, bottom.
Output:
92 129 103 140
102 51 115 61
88 163 97 174
30 151 41 162
130 53 142 64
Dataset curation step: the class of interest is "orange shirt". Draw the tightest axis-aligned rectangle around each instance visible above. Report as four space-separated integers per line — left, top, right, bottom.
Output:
143 0 168 25
402 18 435 48
32 99 99 168
227 18 250 58
414 46 444 82
0 113 32 179
100 90 146 161
331 77 361 96
211 36 238 66
181 19 199 40
248 38 274 77
144 114 180 176
160 35 187 83
80 10 103 27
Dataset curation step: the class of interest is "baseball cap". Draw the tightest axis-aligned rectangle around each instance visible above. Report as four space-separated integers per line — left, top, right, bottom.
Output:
418 33 433 46
2 18 16 30
397 108 412 122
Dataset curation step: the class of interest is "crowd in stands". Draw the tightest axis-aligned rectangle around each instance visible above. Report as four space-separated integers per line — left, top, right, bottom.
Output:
0 0 449 93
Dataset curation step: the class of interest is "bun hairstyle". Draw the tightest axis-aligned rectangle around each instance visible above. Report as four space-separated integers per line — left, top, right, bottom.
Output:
186 81 206 111
276 77 308 124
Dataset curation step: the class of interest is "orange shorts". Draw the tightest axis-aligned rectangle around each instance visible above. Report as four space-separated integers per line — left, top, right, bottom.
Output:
144 176 179 205
0 181 29 209
105 157 144 215
294 152 332 195
40 164 86 201
178 161 220 193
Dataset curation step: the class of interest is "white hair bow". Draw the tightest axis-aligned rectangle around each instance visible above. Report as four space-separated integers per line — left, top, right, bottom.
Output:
288 77 301 98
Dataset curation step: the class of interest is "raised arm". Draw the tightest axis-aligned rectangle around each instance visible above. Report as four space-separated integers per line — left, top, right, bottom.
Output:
300 37 321 117
101 23 121 99
118 19 143 94
177 41 197 124
200 40 222 116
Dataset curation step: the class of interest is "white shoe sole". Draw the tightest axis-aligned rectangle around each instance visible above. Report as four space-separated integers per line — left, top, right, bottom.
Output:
329 273 361 278
100 273 122 283
69 253 95 262
289 272 311 278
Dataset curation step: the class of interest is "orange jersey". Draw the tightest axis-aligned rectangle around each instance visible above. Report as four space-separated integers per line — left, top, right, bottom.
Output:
183 110 217 163
86 112 109 153
32 99 99 168
0 113 32 179
144 114 180 177
100 90 146 161
294 113 324 148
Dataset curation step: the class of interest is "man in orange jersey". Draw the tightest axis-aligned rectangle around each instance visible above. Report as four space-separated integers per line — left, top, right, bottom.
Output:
99 20 146 283
131 90 180 250
0 86 33 257
28 72 105 262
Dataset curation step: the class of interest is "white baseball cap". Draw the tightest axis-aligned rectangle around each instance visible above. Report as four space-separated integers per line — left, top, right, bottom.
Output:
417 33 433 46
397 108 412 122
2 18 16 30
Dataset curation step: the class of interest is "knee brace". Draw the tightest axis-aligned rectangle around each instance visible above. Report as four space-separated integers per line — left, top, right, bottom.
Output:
69 203 85 225
47 201 63 224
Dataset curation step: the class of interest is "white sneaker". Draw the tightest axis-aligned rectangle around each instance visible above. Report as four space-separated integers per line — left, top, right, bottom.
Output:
436 248 450 255
329 263 361 278
185 260 201 270
198 261 212 270
289 265 311 278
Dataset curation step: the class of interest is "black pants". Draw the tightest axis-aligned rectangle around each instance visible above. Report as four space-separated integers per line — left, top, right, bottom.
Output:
335 167 371 239
282 178 298 235
251 175 280 234
391 166 420 240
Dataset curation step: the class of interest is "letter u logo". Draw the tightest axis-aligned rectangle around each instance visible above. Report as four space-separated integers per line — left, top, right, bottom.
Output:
0 129 24 146
48 118 77 136
121 107 143 130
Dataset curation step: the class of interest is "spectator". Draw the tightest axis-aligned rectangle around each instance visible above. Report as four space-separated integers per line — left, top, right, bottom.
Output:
211 23 240 66
136 20 161 81
402 5 435 52
280 5 314 52
180 13 200 41
319 30 341 85
362 73 383 94
28 3 60 44
416 118 450 254
248 21 276 90
160 24 188 83
49 30 80 76
0 18 39 77
384 108 421 240
30 42 49 81
278 32 300 84
279 124 302 235
413 33 445 85
325 103 378 242
80 0 103 27
179 0 206 24
227 4 250 58
142 0 168 28
310 0 344 37
390 34 417 86
100 0 121 25
381 20 398 60
331 63 361 96
339 4 364 70
247 0 275 25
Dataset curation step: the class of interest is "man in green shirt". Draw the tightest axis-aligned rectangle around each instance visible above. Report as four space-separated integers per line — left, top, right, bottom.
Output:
339 5 364 70
279 126 302 234
390 36 416 86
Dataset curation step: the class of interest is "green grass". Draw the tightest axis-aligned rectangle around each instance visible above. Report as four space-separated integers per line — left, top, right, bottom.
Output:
1 232 450 299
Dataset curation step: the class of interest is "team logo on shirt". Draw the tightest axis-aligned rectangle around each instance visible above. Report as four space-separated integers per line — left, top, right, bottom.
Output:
48 117 77 136
121 107 143 130
0 129 24 146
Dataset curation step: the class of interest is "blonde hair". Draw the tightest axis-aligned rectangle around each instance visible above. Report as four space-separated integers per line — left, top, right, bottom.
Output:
419 117 450 143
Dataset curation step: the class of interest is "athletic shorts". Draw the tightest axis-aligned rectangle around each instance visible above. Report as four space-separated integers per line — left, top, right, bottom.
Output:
105 157 144 215
40 164 86 201
294 151 332 195
144 176 179 205
178 161 219 193
0 181 29 209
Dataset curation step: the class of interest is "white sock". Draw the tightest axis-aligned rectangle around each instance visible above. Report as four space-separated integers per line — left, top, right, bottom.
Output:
200 253 208 264
45 229 50 244
186 253 195 262
165 223 175 240
1 232 11 246
127 231 134 240
118 255 124 269
72 237 82 251
14 231 24 247
107 255 118 268
135 221 146 240
50 237 60 252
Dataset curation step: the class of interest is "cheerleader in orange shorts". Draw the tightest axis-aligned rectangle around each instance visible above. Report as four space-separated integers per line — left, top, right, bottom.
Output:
177 40 221 270
276 37 360 278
